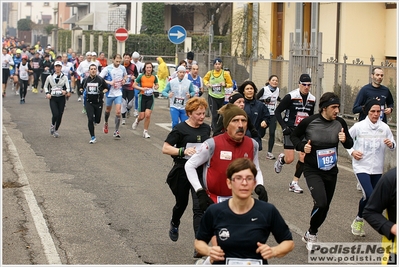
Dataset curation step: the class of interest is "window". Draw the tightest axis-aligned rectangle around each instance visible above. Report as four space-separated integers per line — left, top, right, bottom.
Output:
44 2 49 6
26 2 32 6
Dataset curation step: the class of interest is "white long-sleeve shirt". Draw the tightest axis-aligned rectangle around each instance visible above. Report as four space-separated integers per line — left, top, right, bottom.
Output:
347 116 396 174
2 53 14 69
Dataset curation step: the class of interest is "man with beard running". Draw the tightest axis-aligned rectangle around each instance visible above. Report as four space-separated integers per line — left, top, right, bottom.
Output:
185 104 268 213
121 52 138 125
99 54 127 139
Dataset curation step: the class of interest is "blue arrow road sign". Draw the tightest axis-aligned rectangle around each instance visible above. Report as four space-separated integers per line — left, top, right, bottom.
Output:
168 25 187 45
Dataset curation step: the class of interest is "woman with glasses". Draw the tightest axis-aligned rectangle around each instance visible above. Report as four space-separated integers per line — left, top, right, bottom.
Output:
194 158 294 265
274 74 316 194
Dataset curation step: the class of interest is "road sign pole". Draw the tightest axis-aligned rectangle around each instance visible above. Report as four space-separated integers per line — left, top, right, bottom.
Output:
175 45 178 66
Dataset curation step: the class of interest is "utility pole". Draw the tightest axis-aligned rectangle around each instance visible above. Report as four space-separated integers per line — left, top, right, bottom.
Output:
208 14 214 72
246 3 253 58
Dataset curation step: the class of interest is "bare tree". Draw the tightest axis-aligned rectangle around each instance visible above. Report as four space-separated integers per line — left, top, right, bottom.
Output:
174 3 232 36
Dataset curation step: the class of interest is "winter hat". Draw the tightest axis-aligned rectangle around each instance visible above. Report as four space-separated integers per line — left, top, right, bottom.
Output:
213 58 222 65
177 66 186 72
299 74 311 83
223 103 248 128
229 92 244 104
363 98 381 115
187 51 194 60
132 52 140 59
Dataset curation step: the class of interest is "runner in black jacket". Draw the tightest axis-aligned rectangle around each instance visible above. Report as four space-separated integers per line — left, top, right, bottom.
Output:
80 63 109 144
274 74 316 193
291 92 353 251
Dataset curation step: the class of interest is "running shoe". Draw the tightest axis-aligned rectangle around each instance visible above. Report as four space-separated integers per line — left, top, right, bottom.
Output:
133 109 139 117
20 99 23 104
169 221 179 242
132 118 139 130
53 131 59 138
82 107 86 114
143 130 150 138
113 130 121 138
103 123 109 134
40 88 43 93
289 182 304 194
49 125 55 135
127 110 131 118
89 136 97 144
274 153 285 173
21 98 25 104
15 91 19 95
32 88 38 94
78 96 82 102
266 152 275 160
351 219 365 236
122 119 126 125
302 231 318 251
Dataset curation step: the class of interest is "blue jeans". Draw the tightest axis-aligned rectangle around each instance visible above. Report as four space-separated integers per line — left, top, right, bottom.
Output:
170 107 188 129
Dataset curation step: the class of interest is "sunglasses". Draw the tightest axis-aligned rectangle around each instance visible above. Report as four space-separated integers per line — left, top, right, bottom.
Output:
301 83 312 87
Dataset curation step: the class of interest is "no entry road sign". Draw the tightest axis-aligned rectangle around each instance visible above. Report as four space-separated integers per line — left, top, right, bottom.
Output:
115 28 129 42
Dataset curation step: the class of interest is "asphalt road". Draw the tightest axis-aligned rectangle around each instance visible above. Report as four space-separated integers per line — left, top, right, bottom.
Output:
2 81 389 265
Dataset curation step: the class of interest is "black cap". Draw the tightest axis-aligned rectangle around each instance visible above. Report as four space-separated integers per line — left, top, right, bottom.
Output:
363 98 381 115
299 74 311 83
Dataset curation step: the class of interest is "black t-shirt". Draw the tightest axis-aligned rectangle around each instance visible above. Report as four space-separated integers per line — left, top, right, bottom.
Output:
196 199 293 264
165 121 211 162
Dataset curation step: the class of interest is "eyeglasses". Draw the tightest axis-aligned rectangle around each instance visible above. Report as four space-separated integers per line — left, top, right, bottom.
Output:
231 176 255 183
301 83 312 87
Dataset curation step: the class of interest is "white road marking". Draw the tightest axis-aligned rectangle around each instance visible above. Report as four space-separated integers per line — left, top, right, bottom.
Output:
3 128 62 265
155 123 172 132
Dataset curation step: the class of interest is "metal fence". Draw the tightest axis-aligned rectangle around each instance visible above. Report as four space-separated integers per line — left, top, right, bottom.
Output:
60 30 396 125
176 53 396 125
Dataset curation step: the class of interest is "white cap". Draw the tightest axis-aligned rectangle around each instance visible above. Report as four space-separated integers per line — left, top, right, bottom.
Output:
132 52 140 59
91 52 97 56
85 51 92 56
54 61 62 66
177 66 186 72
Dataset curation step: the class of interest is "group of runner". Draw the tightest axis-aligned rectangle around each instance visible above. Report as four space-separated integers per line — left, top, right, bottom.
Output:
3 45 396 263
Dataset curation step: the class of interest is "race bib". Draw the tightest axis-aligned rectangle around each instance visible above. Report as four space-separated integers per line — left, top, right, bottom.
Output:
51 86 63 96
316 147 337 171
173 97 184 106
220 151 232 160
33 62 39 69
217 196 232 203
144 89 154 96
87 82 99 93
224 88 233 102
225 258 262 265
125 75 132 84
212 84 222 94
294 111 309 126
114 80 123 89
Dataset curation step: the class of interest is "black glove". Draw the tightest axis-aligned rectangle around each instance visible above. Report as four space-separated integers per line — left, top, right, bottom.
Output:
255 184 268 202
282 127 292 136
196 189 214 212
